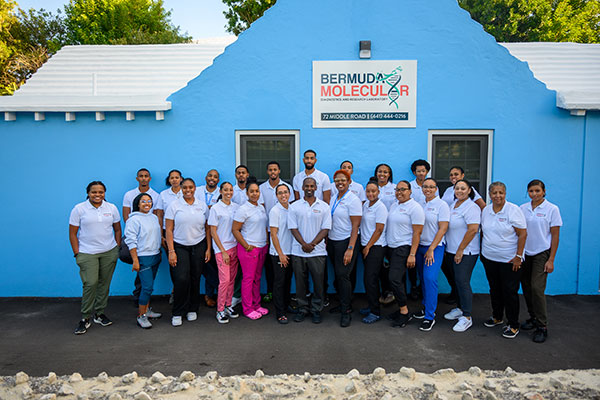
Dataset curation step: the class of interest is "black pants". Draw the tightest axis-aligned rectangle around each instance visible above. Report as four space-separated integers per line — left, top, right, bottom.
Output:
441 251 459 303
172 240 207 317
388 245 411 307
362 245 386 315
264 253 275 294
271 255 293 317
521 249 550 326
327 238 359 313
481 255 521 329
407 264 419 291
203 252 219 297
292 256 326 314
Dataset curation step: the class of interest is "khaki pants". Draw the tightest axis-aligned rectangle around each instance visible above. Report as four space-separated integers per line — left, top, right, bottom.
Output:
521 249 550 327
76 246 118 319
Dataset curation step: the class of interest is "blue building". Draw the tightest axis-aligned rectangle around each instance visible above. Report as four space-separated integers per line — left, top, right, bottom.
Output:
1 0 598 297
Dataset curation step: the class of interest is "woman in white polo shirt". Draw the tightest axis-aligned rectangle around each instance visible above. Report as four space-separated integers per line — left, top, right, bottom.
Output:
208 182 240 324
443 179 481 332
165 178 211 327
269 183 294 324
373 163 396 305
360 179 388 324
232 177 269 320
327 169 362 327
520 179 562 343
155 169 183 231
386 180 425 328
412 178 449 332
481 181 527 339
69 181 121 335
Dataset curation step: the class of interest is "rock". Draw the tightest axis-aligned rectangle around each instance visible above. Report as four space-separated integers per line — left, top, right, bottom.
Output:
15 372 29 385
76 394 89 400
58 384 75 396
349 394 366 400
303 372 311 382
88 389 105 400
173 383 190 392
423 383 437 393
485 391 497 400
255 369 265 378
20 384 32 398
433 368 456 379
345 380 357 394
179 370 195 382
250 382 265 393
468 367 482 377
150 371 166 383
380 394 393 400
121 372 138 384
205 371 218 381
133 392 152 400
347 368 360 379
47 372 58 384
248 394 262 400
69 373 83 383
508 387 521 393
399 367 416 380
505 367 517 377
40 395 57 400
524 393 545 400
527 383 540 388
97 372 109 383
462 391 474 400
484 379 497 390
459 382 472 391
373 367 386 380
434 394 448 400
549 377 564 389
108 394 122 400
320 384 333 394
207 384 216 392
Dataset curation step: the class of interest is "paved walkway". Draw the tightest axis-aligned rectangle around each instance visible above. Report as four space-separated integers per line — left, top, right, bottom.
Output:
0 294 598 377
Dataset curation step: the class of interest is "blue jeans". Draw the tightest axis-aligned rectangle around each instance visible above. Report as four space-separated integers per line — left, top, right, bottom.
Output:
137 254 161 306
416 244 445 321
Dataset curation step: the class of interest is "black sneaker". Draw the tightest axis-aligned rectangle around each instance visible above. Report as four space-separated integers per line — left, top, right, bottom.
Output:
329 305 341 314
386 310 401 321
323 296 330 307
533 327 548 343
391 313 412 328
502 326 520 339
294 311 308 323
311 312 322 324
93 314 113 327
412 309 425 319
74 319 91 335
521 318 537 331
419 319 436 332
484 317 503 328
340 312 351 328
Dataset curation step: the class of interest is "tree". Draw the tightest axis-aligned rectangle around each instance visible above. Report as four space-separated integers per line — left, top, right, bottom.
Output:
63 0 191 45
222 0 276 36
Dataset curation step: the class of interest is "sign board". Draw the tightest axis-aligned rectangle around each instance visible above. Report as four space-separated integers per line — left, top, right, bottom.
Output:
312 60 417 128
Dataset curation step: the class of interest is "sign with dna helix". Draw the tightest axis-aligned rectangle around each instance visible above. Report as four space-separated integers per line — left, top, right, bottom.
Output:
313 60 417 128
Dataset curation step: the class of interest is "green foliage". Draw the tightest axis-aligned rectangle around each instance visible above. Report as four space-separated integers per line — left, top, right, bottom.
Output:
222 0 276 36
63 0 191 45
459 0 600 43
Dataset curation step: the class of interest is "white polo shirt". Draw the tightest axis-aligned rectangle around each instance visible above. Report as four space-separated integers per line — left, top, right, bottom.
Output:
259 179 293 215
520 200 563 256
360 199 388 247
386 198 425 248
292 168 331 201
165 198 209 246
410 179 439 207
446 199 481 255
69 200 120 254
195 185 219 208
232 184 247 205
122 187 159 212
329 191 363 240
441 185 483 206
331 180 366 202
207 200 240 254
288 198 332 257
481 202 527 263
269 203 293 256
420 196 450 246
377 181 396 210
156 187 183 226
234 202 268 247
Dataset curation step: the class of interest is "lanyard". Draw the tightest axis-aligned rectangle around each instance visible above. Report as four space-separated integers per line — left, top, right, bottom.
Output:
331 190 348 216
205 189 215 205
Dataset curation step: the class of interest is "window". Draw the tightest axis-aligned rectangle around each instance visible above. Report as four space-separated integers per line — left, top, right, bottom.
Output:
428 130 493 201
236 130 299 183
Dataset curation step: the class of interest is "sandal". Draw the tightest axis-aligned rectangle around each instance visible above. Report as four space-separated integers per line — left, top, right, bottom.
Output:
245 311 262 320
256 306 269 316
277 315 288 325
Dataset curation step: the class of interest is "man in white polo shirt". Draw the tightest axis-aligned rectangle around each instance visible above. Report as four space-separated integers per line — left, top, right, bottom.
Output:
409 159 438 207
122 168 160 307
288 177 331 324
293 149 331 204
232 165 250 205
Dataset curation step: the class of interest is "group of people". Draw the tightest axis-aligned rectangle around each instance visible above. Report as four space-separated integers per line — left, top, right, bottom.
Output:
68 150 562 343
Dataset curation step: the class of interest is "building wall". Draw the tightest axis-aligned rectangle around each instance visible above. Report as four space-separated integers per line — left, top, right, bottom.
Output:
0 0 595 296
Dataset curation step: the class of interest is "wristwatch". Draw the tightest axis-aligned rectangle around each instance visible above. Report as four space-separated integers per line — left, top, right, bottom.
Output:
516 254 524 262
347 245 354 250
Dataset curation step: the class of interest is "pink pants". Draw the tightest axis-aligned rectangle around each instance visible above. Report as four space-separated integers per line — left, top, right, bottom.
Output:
216 247 239 312
237 243 268 316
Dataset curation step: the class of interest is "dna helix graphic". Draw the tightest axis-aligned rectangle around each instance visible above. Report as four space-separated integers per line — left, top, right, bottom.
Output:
377 66 403 109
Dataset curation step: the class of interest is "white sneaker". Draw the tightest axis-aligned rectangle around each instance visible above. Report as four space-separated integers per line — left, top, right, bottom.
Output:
137 314 152 329
146 308 162 319
186 312 197 321
453 316 473 332
225 306 239 319
231 297 242 307
444 308 463 320
171 316 182 327
216 311 229 324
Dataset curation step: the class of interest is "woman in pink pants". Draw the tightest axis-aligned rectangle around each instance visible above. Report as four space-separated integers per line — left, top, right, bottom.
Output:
232 177 269 319
208 182 241 324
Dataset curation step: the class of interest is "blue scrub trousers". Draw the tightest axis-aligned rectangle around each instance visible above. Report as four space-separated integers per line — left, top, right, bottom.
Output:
415 244 445 321
137 254 162 306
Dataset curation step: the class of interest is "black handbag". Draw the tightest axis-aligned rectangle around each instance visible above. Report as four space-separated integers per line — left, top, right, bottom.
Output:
119 236 133 264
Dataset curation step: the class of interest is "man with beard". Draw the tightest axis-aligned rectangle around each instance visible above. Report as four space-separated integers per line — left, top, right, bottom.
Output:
289 177 331 323
232 165 250 205
292 150 331 204
195 169 220 208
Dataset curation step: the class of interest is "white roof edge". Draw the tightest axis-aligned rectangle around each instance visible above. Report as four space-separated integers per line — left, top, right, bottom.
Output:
556 91 600 111
0 96 172 112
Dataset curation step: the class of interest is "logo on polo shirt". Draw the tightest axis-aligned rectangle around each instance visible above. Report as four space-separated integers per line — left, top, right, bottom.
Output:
536 213 546 218
103 213 112 217
498 217 507 222
313 209 321 213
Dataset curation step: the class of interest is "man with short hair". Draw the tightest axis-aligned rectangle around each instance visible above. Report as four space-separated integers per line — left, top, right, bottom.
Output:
232 165 250 205
409 159 438 207
292 150 331 204
195 169 220 208
288 177 331 323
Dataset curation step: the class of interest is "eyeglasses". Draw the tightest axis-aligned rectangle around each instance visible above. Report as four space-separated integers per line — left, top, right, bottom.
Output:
395 188 410 192
140 200 152 204
334 178 348 183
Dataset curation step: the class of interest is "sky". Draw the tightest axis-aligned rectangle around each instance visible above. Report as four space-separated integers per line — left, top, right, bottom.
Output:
15 0 230 39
